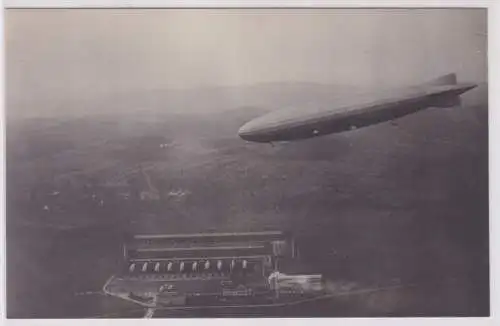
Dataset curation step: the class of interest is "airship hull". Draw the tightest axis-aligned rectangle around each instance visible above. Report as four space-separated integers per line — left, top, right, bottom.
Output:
238 74 477 143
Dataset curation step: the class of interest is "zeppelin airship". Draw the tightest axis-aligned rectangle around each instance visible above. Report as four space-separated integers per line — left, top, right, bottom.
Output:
238 73 477 143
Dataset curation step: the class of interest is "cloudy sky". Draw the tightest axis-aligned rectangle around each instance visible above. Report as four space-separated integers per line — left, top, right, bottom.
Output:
6 8 487 101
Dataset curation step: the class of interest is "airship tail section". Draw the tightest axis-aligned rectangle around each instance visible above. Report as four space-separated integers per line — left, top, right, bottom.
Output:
423 73 472 108
430 93 462 108
424 73 457 86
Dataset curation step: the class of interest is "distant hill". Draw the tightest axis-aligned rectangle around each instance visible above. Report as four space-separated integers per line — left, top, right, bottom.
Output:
6 82 359 121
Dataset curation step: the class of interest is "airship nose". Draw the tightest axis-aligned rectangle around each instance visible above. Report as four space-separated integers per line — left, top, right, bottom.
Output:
238 116 276 142
238 122 255 141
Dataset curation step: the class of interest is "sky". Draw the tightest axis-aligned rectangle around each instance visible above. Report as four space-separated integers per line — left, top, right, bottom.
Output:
6 8 487 102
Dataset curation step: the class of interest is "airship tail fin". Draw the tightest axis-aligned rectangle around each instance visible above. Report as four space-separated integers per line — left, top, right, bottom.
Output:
424 73 457 86
424 73 463 108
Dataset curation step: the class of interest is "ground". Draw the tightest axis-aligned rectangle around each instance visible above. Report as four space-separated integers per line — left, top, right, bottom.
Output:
5 83 489 318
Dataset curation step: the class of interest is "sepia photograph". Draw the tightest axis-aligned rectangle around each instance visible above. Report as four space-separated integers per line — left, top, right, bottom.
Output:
4 6 489 319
